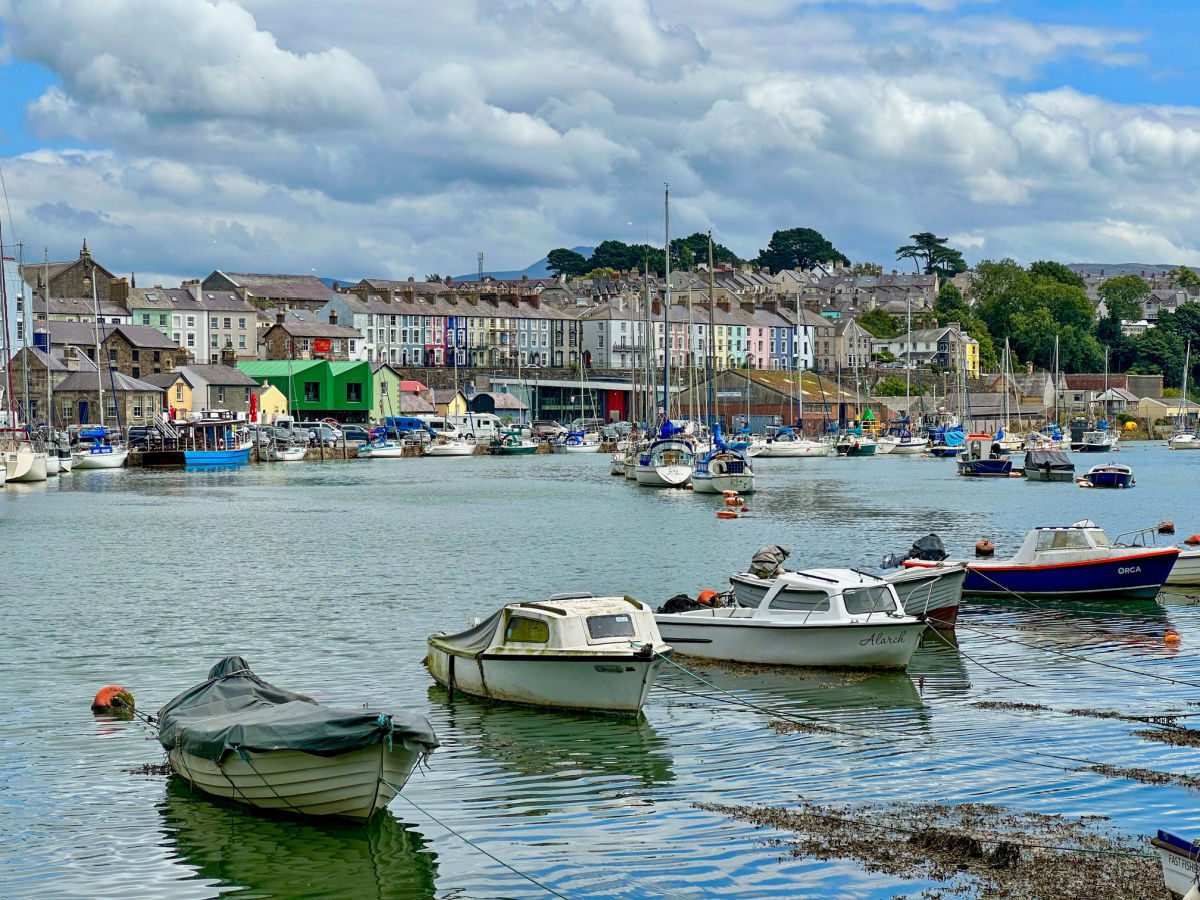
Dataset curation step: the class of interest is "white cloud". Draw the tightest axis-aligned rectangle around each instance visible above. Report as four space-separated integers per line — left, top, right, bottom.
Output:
0 0 1197 281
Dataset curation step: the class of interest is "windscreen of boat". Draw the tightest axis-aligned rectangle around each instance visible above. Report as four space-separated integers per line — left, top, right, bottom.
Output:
1086 529 1112 548
767 588 830 612
843 586 894 615
505 616 549 643
1036 530 1092 551
587 614 637 641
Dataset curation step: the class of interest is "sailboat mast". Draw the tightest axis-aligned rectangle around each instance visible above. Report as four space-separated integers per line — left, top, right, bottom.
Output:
17 242 29 426
91 258 104 429
662 184 671 421
643 252 653 425
905 296 912 425
0 218 15 430
707 231 717 429
44 249 52 435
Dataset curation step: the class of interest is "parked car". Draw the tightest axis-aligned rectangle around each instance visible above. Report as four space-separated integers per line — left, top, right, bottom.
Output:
531 419 567 441
298 421 343 445
127 425 155 450
340 424 373 443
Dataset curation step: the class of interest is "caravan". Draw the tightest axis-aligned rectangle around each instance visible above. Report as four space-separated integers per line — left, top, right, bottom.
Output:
447 413 505 441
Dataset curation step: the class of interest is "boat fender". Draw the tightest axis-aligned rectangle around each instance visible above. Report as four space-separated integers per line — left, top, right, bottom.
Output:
716 510 738 519
975 540 995 558
91 685 135 715
1185 535 1200 547
1165 629 1182 646
1158 521 1176 535
724 495 741 507
721 490 738 498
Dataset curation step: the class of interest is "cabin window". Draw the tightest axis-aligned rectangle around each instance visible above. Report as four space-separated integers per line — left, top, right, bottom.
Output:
1036 530 1090 551
769 588 830 612
843 587 893 615
505 616 549 643
586 614 636 640
1086 530 1112 548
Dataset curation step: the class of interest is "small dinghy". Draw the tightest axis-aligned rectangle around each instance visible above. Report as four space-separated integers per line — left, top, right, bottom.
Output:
426 594 671 715
1151 830 1199 899
1022 448 1074 482
157 657 437 820
1078 461 1134 488
658 568 927 669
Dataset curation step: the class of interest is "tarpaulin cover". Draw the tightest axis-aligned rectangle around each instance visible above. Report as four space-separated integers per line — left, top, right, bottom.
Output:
428 611 504 659
1025 450 1073 469
750 545 790 578
908 534 948 561
157 657 438 763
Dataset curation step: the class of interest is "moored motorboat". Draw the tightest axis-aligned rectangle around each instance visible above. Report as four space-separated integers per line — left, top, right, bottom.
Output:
658 568 926 669
903 522 1179 600
1022 449 1074 482
357 438 408 458
553 431 599 453
157 656 438 819
426 594 670 715
609 450 627 475
1075 424 1119 453
1150 830 1199 899
488 430 538 455
423 438 476 457
1169 431 1200 450
1078 462 1134 488
267 442 307 461
834 428 877 457
956 433 1011 477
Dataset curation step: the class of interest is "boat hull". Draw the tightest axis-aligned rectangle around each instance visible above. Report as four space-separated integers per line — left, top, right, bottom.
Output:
168 741 421 820
1151 831 1199 899
45 453 60 476
910 549 1179 599
636 463 692 487
184 447 251 467
424 443 476 457
957 458 1012 477
691 471 755 494
4 449 48 482
1168 434 1200 450
425 647 666 715
653 616 924 669
836 442 877 457
267 446 307 461
73 447 128 469
1023 466 1074 482
1166 549 1200 586
489 444 538 455
56 452 73 473
358 446 408 458
609 453 627 475
1081 469 1133 488
553 443 598 453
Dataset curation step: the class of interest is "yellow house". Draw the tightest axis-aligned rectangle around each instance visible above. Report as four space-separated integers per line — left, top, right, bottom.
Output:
964 337 980 379
255 383 289 423
150 372 193 420
434 389 468 417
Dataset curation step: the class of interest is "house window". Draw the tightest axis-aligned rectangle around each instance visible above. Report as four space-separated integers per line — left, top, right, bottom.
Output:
106 399 117 419
332 340 342 354
186 316 195 327
349 340 356 353
304 381 320 402
142 314 150 325
159 314 168 326
172 333 181 343
131 349 140 362
210 334 218 348
62 399 71 419
238 317 246 329
132 367 140 379
238 335 246 349
187 335 195 347
108 348 117 362
381 381 389 396
223 317 231 329
176 385 184 401
153 351 160 363
133 400 143 418
210 316 219 327
347 383 362 403
244 388 251 403
217 387 225 403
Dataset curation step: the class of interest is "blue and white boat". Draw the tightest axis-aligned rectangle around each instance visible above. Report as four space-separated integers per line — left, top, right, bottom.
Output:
357 437 407 458
553 430 599 453
955 433 1012 477
691 426 754 494
904 522 1178 600
1079 462 1134 489
1075 420 1119 453
636 421 695 488
72 427 129 470
1151 829 1199 899
927 424 965 457
142 412 251 468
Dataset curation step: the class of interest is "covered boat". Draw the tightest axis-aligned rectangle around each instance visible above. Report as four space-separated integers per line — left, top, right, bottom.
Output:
71 427 128 470
928 424 965 457
157 657 437 819
488 429 538 455
1022 449 1075 482
635 421 694 487
553 430 599 453
903 522 1179 600
426 594 670 715
956 433 1012 477
659 569 927 669
1151 830 1199 899
1078 462 1134 488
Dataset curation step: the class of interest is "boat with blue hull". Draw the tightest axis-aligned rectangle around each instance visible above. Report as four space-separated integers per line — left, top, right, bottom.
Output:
955 433 1011 477
142 411 251 468
1079 462 1134 489
904 523 1178 600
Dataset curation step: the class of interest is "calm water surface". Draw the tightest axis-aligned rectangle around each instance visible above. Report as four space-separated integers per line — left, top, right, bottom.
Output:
3 443 1199 898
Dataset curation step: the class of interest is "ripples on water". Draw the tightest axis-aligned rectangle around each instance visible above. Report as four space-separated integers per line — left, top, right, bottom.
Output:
2 443 1199 897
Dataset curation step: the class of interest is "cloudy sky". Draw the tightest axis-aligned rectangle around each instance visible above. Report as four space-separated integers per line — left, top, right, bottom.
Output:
1 0 1198 285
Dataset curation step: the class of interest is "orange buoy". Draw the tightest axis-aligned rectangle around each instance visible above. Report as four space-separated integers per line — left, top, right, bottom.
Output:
92 685 135 714
1185 534 1200 547
717 510 738 519
975 540 995 557
1159 521 1176 535
724 495 741 507
697 589 720 606
1165 629 1182 646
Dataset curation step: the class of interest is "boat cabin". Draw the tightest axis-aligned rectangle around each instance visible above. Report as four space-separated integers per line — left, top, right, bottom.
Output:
1009 524 1114 563
734 569 907 623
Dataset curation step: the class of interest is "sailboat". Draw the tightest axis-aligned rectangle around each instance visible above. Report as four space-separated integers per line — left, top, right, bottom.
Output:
994 338 1025 453
835 343 876 456
424 337 476 457
877 297 926 455
1168 342 1199 449
636 185 695 488
72 266 128 470
692 232 754 494
0 227 47 482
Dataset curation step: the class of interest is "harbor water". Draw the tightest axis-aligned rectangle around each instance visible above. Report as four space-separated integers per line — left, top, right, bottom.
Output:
3 444 1199 897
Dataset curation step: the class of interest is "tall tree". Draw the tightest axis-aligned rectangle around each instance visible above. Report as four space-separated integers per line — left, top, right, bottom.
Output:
673 233 742 267
933 282 970 326
894 232 968 279
1171 266 1200 288
756 227 849 273
859 308 898 339
1097 274 1149 322
545 248 589 278
586 240 641 273
1028 260 1085 289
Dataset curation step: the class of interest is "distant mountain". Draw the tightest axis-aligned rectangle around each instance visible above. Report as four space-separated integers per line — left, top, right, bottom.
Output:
454 246 594 281
1067 263 1180 277
318 276 356 290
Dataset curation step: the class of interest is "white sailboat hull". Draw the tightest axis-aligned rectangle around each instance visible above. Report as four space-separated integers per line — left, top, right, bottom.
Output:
636 464 692 487
424 442 476 457
357 446 408 458
610 453 627 475
1168 433 1200 450
56 453 73 473
876 439 896 454
45 453 61 476
168 741 422 819
267 445 307 461
755 441 829 458
890 440 928 455
4 448 48 482
653 615 925 669
553 443 599 453
426 646 665 715
1166 548 1200 586
691 471 755 494
72 447 128 469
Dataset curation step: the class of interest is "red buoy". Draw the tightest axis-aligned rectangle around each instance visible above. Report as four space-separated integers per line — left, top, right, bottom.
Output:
975 540 995 557
92 685 135 714
1186 534 1200 547
717 510 738 519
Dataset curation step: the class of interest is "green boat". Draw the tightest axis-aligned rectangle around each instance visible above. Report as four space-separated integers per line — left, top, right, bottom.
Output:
489 430 539 455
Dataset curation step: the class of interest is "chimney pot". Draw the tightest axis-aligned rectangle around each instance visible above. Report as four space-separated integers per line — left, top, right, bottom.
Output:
329 308 338 325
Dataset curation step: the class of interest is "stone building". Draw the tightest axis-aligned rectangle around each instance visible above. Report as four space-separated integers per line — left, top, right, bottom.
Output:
202 271 333 313
53 369 164 428
261 310 363 361
20 240 118 303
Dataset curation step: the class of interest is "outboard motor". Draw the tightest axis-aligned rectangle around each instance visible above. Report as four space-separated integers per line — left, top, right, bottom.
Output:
909 534 948 562
750 545 790 578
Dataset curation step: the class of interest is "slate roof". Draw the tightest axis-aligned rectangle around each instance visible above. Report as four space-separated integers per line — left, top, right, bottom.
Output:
140 372 187 390
56 370 164 392
176 364 260 387
267 321 363 339
217 272 333 302
397 393 436 413
473 391 528 410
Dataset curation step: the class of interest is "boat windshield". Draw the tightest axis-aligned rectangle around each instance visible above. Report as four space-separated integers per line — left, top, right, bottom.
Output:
843 586 894 615
1035 530 1092 551
1086 529 1112 548
586 614 636 640
505 616 549 643
768 588 830 612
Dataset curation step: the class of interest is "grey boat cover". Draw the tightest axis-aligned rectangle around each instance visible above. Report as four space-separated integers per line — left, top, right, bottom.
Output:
750 545 790 578
429 611 505 659
157 657 438 763
1024 449 1074 469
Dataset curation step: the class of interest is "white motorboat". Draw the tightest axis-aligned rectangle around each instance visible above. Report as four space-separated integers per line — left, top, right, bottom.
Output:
691 446 755 494
157 656 438 820
427 593 671 715
635 430 694 488
1169 432 1200 450
4 444 49 482
424 439 476 457
609 451 627 475
657 569 927 669
1151 830 1199 899
357 439 408 458
553 433 599 453
752 430 830 458
267 443 307 462
1076 427 1119 453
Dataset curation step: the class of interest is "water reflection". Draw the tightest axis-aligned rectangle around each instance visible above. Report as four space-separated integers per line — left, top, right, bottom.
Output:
434 687 675 788
159 779 438 899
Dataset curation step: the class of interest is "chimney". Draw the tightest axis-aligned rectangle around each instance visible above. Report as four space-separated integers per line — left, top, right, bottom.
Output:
109 277 129 303
221 341 236 367
188 281 202 303
652 298 663 317
763 299 778 315
275 310 286 325
329 308 338 326
717 297 731 312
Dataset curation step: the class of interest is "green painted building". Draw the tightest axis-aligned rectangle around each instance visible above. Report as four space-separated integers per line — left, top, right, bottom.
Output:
238 360 372 422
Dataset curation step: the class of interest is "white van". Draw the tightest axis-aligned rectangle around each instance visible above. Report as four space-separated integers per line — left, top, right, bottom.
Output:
415 416 461 438
447 413 506 440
